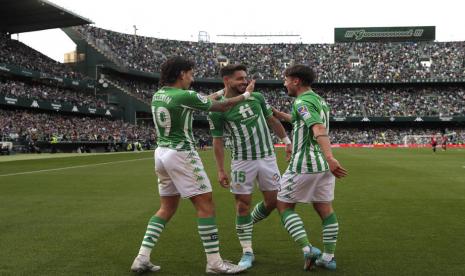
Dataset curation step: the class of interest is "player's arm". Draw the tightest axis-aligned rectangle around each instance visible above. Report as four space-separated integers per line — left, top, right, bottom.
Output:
267 115 292 161
271 106 292 123
212 137 230 188
208 112 230 188
295 100 347 178
209 80 255 112
258 92 292 161
207 90 224 100
312 124 347 178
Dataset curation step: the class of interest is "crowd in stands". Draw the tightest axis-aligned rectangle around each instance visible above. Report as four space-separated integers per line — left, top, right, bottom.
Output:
329 128 465 145
76 25 465 81
103 72 465 117
0 109 154 143
0 35 89 80
0 78 110 109
1 108 464 148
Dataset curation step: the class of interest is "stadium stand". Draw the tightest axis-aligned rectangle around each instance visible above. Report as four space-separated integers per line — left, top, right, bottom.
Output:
75 25 465 81
0 35 89 80
0 78 108 108
99 73 465 117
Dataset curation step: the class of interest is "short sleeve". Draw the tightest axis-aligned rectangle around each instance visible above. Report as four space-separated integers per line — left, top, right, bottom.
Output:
253 92 273 118
182 90 212 111
208 111 224 137
293 99 323 127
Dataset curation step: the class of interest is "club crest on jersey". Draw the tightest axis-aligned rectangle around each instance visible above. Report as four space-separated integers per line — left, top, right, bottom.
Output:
197 94 208 104
297 105 311 120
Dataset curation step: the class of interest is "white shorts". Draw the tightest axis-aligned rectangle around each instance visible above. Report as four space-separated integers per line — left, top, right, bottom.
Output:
230 155 281 194
154 147 212 198
277 170 335 203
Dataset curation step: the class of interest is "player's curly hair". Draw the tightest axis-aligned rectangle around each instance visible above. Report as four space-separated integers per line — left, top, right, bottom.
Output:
284 65 316 86
159 57 195 86
220 64 247 77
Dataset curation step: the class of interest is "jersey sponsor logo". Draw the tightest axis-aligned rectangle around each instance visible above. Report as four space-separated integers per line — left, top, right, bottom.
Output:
239 104 254 118
297 105 311 120
197 93 208 104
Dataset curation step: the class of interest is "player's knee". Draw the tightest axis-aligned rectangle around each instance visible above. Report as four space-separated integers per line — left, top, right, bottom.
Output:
264 196 277 211
156 207 177 220
276 200 294 214
236 200 251 215
313 202 333 218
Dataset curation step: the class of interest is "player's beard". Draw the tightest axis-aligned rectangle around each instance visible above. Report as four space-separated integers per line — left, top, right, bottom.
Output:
233 83 247 94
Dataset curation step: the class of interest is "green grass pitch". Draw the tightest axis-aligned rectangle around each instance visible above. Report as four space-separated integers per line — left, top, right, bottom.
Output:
1 148 464 275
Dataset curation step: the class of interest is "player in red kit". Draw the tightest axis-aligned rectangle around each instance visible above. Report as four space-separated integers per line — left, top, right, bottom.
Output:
431 136 437 153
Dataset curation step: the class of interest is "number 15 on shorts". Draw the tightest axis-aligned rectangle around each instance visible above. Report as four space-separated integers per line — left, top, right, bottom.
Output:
233 171 246 183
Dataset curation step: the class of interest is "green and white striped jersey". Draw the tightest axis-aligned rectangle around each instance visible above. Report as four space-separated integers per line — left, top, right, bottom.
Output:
288 90 330 174
152 87 212 151
208 92 274 160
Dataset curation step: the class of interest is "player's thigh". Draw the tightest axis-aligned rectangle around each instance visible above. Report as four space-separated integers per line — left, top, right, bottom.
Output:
256 155 281 192
155 147 179 197
230 160 258 195
312 171 336 203
163 149 212 198
278 171 334 203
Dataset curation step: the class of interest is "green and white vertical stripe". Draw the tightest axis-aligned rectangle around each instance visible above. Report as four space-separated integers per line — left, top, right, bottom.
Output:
225 112 274 161
289 120 329 174
141 216 166 249
198 217 220 254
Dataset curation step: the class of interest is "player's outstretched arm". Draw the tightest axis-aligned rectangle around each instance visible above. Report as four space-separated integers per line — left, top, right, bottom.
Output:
312 123 348 178
266 116 292 161
212 137 230 188
272 106 292 123
209 80 255 112
207 90 224 100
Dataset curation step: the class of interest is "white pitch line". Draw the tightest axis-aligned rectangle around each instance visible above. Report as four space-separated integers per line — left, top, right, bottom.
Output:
0 157 152 177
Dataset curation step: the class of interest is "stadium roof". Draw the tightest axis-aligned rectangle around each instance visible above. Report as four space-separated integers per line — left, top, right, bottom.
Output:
0 0 93 34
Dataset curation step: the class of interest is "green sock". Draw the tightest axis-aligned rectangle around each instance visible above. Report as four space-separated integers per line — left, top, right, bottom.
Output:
198 217 220 255
322 213 338 254
138 216 166 256
251 201 271 224
281 209 310 249
236 214 253 253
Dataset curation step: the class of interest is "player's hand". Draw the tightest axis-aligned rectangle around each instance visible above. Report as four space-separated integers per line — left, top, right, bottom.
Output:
285 143 292 162
327 157 348 178
218 171 230 188
245 79 255 93
271 106 280 116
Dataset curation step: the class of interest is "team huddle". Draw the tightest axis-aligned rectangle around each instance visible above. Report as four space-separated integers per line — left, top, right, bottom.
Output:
130 57 348 274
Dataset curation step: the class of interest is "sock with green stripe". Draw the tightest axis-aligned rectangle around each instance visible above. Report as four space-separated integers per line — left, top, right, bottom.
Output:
236 214 253 253
251 201 271 224
281 209 311 252
322 212 338 260
198 217 222 264
138 216 166 258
